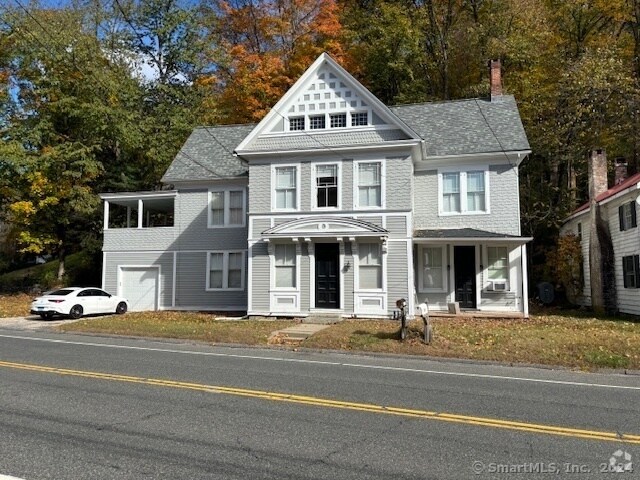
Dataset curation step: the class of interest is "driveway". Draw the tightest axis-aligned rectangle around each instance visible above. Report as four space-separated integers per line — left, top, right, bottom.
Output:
0 315 80 331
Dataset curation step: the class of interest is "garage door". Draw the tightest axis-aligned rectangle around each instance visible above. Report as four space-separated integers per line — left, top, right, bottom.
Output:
120 267 158 311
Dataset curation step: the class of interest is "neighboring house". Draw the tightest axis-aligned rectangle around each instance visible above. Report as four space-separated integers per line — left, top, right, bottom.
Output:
100 54 532 317
561 152 640 315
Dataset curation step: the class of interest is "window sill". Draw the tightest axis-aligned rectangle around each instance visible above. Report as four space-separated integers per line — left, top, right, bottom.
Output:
208 224 246 229
438 211 490 217
206 288 245 292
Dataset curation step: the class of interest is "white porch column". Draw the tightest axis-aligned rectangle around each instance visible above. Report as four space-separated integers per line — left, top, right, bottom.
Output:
103 201 109 230
137 199 143 229
126 206 131 228
521 244 529 318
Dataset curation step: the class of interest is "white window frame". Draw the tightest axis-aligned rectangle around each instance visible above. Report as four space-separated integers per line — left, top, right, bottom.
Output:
418 245 446 292
350 111 369 127
272 164 301 211
437 167 490 216
312 162 341 210
485 245 510 291
355 242 385 291
206 250 246 291
208 188 246 228
353 159 385 210
270 243 300 292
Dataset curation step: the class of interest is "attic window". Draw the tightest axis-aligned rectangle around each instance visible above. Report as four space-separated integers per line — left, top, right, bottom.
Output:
330 113 346 128
289 117 305 131
352 112 368 126
309 115 326 129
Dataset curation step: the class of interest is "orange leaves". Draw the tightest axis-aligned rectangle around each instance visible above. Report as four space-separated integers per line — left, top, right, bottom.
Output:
209 0 347 123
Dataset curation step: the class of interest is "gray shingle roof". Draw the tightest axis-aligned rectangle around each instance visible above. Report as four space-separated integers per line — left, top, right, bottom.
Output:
161 124 255 183
414 228 527 239
244 129 410 152
163 96 530 183
391 95 530 157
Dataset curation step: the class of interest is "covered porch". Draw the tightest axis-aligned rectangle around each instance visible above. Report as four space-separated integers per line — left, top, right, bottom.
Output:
413 228 532 318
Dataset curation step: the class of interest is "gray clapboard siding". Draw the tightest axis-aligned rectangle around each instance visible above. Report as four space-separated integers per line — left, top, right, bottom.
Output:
250 241 270 311
251 218 272 239
103 228 178 252
300 244 310 310
386 216 408 238
385 156 413 211
175 252 247 309
413 165 520 235
172 190 249 251
386 242 409 314
343 243 354 312
249 163 271 214
342 159 353 208
301 162 311 210
480 291 517 309
104 252 174 308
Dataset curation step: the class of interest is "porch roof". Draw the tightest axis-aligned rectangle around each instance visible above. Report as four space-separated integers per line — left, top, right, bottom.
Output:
413 228 532 243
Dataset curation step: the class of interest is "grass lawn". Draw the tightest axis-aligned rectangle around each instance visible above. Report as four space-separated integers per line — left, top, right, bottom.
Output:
59 312 296 346
2 293 639 370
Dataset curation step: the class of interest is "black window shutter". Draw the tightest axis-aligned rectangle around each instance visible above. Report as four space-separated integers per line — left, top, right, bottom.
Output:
620 205 625 231
635 255 640 288
631 202 637 228
623 257 629 288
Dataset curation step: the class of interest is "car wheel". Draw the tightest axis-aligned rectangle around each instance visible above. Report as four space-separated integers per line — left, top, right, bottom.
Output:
116 302 127 315
69 305 83 319
39 313 46 319
44 312 55 320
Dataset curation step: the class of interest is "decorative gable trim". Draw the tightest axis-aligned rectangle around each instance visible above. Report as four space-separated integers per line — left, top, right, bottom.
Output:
261 216 388 239
234 53 421 155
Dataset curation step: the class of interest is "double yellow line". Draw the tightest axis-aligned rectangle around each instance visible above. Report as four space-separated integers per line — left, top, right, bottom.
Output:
2 359 639 444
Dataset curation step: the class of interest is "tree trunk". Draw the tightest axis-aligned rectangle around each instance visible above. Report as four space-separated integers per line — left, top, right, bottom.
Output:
57 247 66 281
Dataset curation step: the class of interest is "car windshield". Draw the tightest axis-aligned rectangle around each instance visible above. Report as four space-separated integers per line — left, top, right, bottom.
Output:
49 289 75 296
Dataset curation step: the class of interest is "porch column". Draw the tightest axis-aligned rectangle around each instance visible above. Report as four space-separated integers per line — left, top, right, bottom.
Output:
103 201 109 230
521 244 529 318
137 199 143 229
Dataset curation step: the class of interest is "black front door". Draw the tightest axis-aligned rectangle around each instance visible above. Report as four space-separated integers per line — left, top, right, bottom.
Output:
315 243 339 309
454 246 476 308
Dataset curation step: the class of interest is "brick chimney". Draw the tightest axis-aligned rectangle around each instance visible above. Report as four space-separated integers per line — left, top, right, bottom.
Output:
489 59 502 101
614 157 628 185
588 148 617 314
588 148 608 200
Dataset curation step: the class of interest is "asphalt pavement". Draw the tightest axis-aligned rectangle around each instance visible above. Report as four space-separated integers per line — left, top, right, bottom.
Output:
0 328 638 479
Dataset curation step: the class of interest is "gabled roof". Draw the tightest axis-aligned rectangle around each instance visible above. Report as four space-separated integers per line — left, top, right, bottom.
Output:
566 172 640 219
161 124 255 183
235 53 421 154
391 96 530 157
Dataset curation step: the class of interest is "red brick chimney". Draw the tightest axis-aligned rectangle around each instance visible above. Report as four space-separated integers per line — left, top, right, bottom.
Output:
489 59 502 101
614 157 628 185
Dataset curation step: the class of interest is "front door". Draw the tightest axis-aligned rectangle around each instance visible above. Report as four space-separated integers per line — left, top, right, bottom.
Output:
454 246 476 308
315 243 339 309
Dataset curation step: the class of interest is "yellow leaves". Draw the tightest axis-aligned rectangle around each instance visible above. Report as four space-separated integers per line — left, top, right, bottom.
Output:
9 201 36 219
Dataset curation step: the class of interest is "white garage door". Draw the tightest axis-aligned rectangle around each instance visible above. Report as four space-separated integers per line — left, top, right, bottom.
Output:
120 267 158 311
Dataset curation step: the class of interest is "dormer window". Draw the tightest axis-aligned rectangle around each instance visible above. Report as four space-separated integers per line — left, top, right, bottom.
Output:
309 115 325 129
330 113 346 128
289 116 305 131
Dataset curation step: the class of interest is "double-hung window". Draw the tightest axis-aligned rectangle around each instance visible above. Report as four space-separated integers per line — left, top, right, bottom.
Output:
207 251 245 290
274 166 298 210
275 244 297 288
420 247 444 291
356 161 382 208
315 164 338 208
209 189 245 227
358 243 382 289
487 246 508 287
623 255 640 288
619 202 637 231
440 169 489 214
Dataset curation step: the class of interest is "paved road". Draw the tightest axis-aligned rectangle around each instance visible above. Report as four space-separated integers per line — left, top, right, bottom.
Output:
0 329 638 479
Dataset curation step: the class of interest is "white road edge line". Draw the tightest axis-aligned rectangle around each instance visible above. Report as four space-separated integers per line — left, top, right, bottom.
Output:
0 475 27 480
0 333 638 391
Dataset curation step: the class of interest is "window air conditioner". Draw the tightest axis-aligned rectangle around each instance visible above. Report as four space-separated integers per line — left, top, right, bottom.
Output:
490 281 507 291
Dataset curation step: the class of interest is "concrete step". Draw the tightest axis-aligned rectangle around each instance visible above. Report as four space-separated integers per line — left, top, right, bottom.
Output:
268 323 330 344
301 315 343 325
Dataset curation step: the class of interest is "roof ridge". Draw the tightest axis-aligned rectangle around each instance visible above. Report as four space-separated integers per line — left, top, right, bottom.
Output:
390 95 515 108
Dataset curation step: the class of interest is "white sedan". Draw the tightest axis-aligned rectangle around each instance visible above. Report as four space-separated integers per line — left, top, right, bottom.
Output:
30 287 129 320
